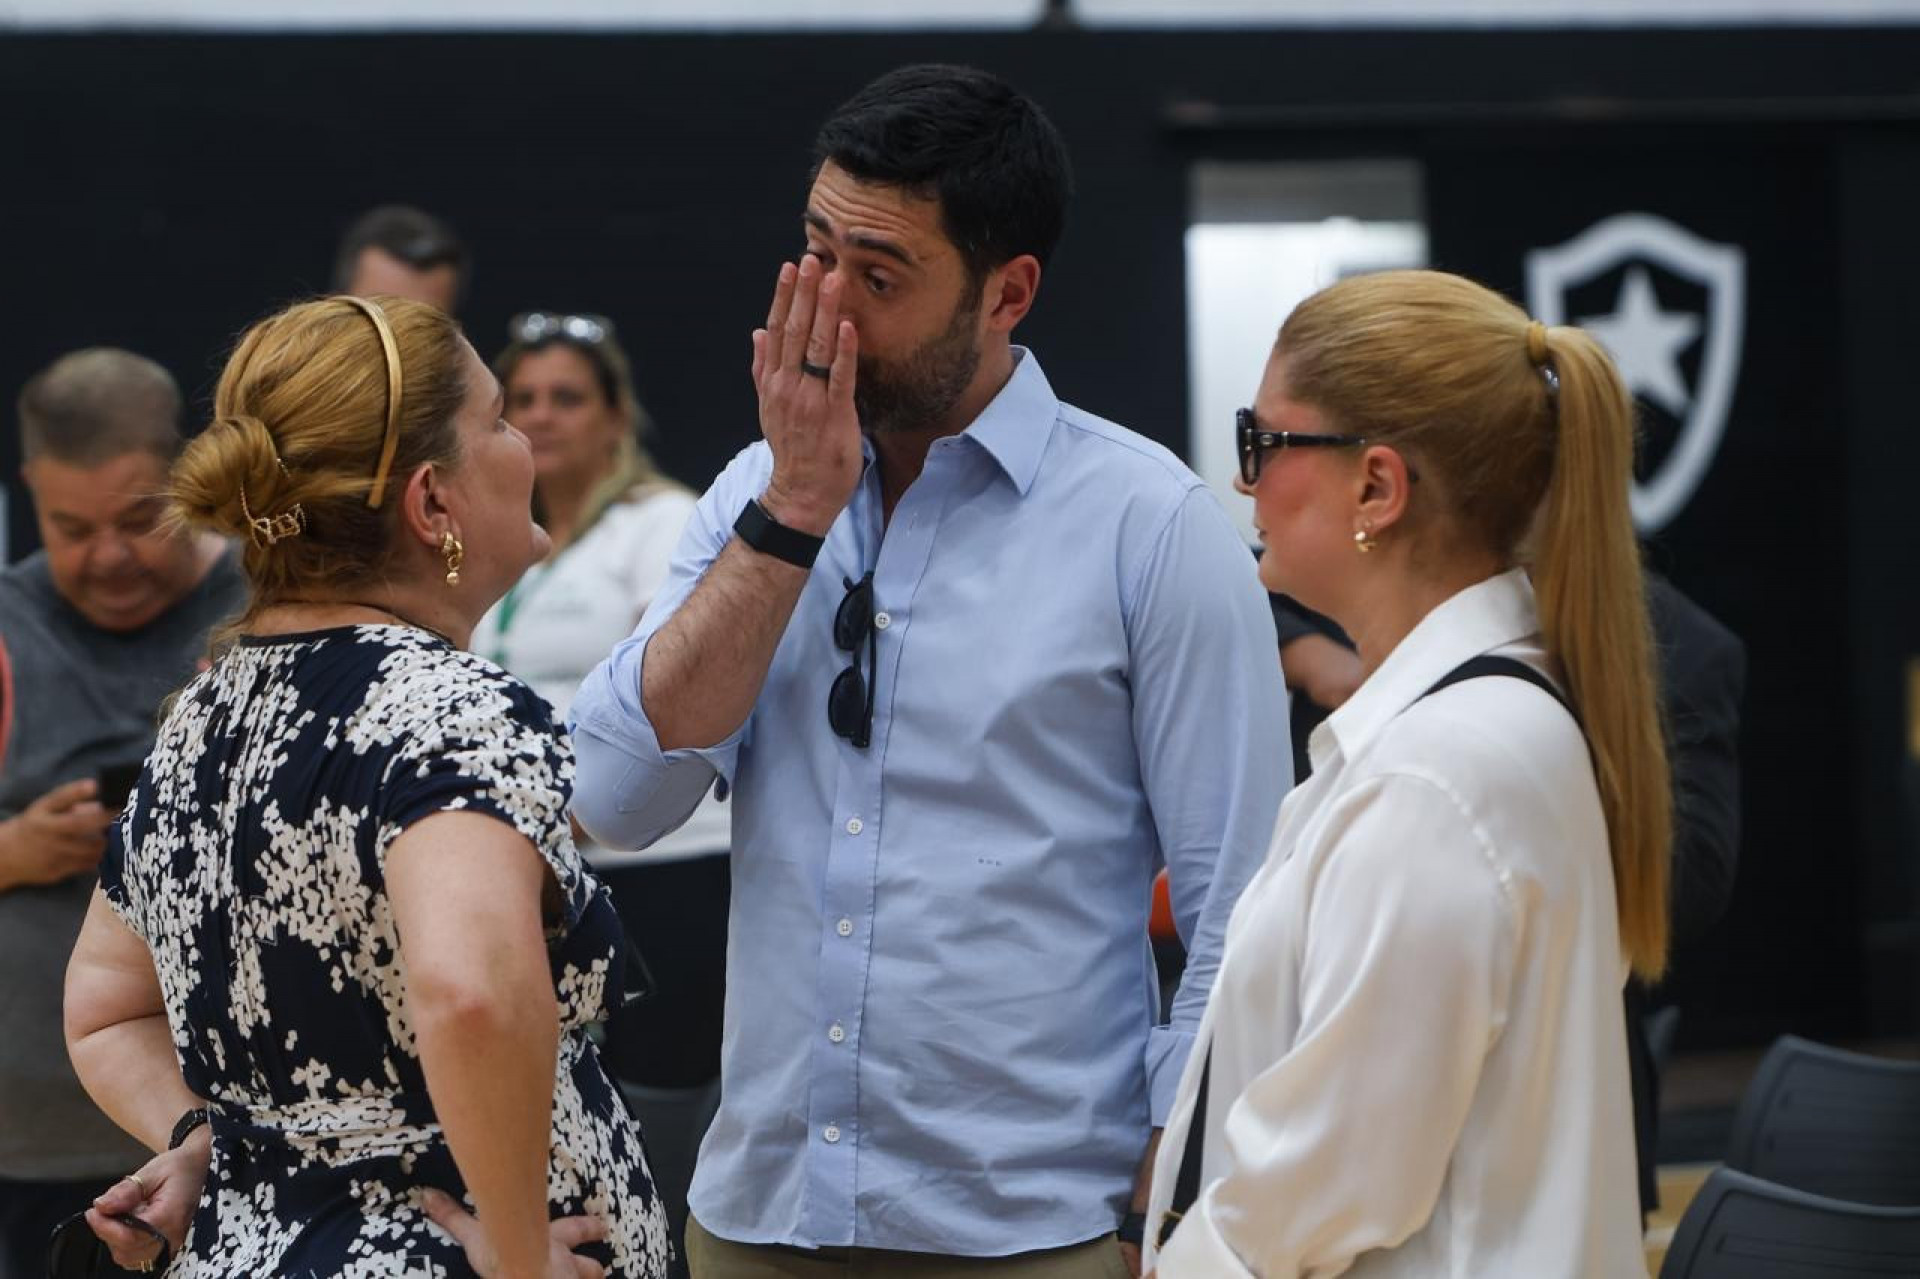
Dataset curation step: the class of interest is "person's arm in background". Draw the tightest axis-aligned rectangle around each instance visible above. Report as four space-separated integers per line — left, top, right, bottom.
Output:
1126 490 1292 1270
1646 575 1746 942
1269 592 1363 712
0 777 114 894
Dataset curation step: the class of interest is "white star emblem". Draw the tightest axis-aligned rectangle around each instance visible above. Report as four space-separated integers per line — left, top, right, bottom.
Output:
1577 266 1701 417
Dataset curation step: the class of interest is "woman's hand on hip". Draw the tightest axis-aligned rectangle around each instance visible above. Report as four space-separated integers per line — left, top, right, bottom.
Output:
423 1188 609 1279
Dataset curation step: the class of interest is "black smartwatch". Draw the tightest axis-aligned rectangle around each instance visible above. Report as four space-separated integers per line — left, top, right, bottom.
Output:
168 1106 212 1149
733 498 825 569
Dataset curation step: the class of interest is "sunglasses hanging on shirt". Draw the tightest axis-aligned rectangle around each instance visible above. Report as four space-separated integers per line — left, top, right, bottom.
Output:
829 573 877 749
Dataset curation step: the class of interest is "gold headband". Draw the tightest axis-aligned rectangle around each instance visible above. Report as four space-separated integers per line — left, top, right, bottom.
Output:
341 296 405 508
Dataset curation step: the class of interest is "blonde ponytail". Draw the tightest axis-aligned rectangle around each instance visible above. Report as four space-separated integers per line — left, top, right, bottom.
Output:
1531 328 1672 980
1279 270 1672 979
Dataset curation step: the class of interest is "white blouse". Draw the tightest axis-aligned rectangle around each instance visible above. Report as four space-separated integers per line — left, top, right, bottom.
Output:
472 488 730 864
1145 569 1643 1278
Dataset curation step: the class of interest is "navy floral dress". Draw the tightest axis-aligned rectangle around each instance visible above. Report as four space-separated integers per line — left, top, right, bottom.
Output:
102 625 668 1278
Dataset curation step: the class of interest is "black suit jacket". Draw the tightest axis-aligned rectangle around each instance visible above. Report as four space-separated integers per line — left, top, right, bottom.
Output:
1630 573 1747 1211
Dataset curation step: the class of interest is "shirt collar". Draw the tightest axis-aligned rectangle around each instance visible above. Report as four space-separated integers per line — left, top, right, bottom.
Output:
1311 568 1543 771
957 347 1057 497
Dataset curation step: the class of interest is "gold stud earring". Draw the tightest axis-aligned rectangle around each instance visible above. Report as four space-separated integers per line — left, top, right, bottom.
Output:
1353 527 1377 554
442 530 464 586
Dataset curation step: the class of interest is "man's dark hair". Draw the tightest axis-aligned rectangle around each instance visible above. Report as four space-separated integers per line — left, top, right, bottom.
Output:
812 64 1072 285
331 204 469 296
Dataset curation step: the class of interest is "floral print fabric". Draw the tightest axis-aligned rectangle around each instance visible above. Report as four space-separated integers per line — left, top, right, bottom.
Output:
102 625 668 1278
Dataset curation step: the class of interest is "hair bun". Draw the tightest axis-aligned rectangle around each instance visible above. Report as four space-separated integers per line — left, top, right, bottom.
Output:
170 412 295 541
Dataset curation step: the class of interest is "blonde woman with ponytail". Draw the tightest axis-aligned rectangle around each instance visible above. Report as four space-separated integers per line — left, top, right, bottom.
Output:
63 296 669 1279
1145 270 1667 1278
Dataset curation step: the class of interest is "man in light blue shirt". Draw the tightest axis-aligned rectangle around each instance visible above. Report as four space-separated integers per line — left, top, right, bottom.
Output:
570 64 1288 1278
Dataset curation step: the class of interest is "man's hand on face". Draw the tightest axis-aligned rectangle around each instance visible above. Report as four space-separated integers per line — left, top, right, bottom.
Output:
752 255 864 537
0 777 114 892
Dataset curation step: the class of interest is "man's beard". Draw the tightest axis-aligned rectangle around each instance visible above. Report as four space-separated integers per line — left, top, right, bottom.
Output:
854 295 982 436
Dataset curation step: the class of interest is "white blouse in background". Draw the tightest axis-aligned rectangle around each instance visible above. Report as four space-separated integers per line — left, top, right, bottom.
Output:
472 489 731 865
1145 569 1643 1278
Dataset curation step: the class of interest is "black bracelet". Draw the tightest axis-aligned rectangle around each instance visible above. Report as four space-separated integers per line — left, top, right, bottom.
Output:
168 1106 211 1149
733 498 825 569
1118 1210 1147 1247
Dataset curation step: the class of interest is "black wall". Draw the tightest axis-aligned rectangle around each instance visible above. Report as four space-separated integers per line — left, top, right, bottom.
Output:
4 23 1916 1048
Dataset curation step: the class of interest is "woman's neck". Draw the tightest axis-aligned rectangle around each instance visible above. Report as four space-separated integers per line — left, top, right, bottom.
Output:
251 593 470 651
1335 553 1509 682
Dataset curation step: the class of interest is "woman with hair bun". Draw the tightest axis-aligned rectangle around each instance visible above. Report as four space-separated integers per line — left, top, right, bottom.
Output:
1145 270 1668 1277
62 295 669 1278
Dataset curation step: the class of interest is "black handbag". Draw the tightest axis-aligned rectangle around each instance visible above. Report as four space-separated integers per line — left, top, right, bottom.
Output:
45 1212 171 1279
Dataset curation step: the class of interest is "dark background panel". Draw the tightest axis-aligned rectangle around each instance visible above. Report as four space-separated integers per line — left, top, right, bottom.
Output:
2 23 1915 1049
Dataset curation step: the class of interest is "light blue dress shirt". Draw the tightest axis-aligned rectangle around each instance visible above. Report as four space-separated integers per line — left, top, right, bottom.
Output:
569 350 1289 1257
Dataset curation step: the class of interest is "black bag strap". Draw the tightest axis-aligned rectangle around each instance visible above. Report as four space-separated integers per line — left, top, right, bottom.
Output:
1420 653 1576 723
1154 653 1574 1252
1157 1043 1212 1249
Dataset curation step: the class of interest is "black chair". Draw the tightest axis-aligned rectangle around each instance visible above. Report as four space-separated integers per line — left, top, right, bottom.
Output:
1659 1167 1920 1278
1726 1034 1920 1206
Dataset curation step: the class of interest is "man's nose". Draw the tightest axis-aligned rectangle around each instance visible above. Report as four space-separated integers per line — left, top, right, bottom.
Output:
89 531 136 572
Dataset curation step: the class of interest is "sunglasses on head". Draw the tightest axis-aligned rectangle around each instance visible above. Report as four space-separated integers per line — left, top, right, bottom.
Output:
829 573 877 749
509 311 614 346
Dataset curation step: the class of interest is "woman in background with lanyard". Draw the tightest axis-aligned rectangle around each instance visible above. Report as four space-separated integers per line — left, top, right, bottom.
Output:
474 312 729 1279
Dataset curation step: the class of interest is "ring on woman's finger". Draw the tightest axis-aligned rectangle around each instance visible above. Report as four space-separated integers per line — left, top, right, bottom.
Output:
799 359 832 380
121 1171 151 1198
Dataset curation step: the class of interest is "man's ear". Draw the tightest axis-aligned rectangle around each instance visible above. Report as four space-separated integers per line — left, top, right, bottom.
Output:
982 255 1041 335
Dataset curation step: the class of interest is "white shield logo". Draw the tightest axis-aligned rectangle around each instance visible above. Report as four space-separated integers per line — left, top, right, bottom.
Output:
1524 213 1745 533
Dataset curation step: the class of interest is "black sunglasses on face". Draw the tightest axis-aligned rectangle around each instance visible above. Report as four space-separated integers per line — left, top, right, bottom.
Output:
1235 407 1370 486
829 573 877 749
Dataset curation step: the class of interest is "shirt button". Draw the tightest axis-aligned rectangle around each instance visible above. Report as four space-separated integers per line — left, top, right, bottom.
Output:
845 817 863 835
828 1023 846 1043
874 611 892 630
836 918 854 937
823 1124 842 1144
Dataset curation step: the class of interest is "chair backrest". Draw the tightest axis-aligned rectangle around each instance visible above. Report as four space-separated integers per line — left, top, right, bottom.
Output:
1727 1034 1920 1205
1659 1167 1920 1278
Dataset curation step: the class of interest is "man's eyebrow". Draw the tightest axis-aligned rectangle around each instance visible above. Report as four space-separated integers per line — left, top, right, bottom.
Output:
803 210 917 268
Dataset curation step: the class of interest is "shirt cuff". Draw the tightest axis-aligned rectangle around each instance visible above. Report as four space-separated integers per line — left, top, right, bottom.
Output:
567 641 741 847
1156 1202 1257 1278
1146 1023 1197 1128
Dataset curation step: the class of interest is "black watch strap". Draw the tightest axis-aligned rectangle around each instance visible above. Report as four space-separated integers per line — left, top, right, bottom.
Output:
1117 1211 1147 1247
733 498 825 568
168 1106 212 1149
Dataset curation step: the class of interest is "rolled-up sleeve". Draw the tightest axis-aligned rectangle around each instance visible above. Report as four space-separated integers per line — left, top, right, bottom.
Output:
1126 487 1292 1124
568 444 770 850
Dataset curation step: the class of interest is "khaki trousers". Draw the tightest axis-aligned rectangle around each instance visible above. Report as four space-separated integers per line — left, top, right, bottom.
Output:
685 1216 1131 1279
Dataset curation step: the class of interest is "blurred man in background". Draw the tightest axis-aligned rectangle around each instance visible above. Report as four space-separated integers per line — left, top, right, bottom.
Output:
0 350 242 1279
332 203 469 313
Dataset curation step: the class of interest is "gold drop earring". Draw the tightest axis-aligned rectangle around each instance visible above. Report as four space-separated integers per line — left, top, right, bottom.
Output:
1353 527 1377 554
442 530 465 586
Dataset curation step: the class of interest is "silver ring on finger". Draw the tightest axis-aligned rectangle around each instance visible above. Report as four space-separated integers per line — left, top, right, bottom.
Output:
799 359 832 380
